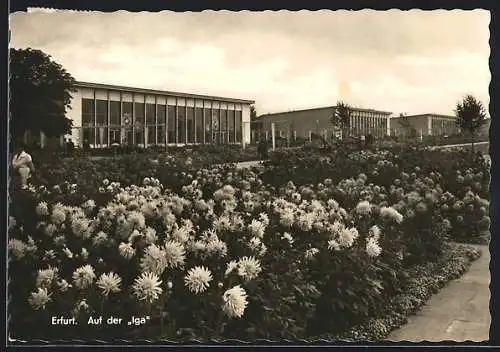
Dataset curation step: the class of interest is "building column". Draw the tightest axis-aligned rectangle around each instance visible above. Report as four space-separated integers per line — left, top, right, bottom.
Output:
234 107 237 144
386 116 391 136
202 100 205 144
154 96 158 145
193 100 197 144
166 98 169 146
143 95 147 148
185 105 188 145
119 91 123 145
427 116 432 136
175 98 178 145
131 92 135 145
107 90 110 147
93 89 97 148
271 122 276 150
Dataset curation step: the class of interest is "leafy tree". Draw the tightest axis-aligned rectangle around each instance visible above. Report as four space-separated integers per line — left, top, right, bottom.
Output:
249 105 265 142
9 47 77 142
454 95 487 154
331 101 352 140
397 114 417 139
250 105 257 120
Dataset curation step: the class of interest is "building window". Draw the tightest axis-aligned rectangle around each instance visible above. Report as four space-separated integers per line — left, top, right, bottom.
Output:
82 128 95 146
187 107 195 144
110 128 120 144
122 102 133 146
157 104 166 145
204 106 212 144
96 100 108 126
212 109 220 144
167 105 176 144
82 99 95 127
134 102 145 145
134 102 145 126
146 103 156 145
178 106 186 144
235 110 242 143
195 107 203 143
109 101 120 126
228 110 235 143
122 102 133 125
95 100 108 146
96 126 108 146
220 109 227 144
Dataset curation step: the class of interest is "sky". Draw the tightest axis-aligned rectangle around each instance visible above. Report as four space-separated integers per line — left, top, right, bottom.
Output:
10 9 490 116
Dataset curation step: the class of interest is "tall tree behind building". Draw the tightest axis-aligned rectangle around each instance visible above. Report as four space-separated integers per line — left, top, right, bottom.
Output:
9 47 76 142
454 95 487 154
331 101 352 139
250 105 257 120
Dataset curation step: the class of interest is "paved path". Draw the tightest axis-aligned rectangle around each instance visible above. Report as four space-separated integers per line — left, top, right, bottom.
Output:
429 141 489 150
388 244 490 342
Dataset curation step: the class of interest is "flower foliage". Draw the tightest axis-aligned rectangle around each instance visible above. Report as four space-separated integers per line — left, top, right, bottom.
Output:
8 146 490 340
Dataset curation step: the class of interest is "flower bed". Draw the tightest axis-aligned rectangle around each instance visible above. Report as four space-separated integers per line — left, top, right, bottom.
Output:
321 243 482 341
9 177 394 340
262 147 490 244
8 146 490 341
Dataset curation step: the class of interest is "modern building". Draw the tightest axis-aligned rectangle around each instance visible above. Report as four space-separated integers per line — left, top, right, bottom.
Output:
254 106 392 142
34 81 255 148
389 113 460 138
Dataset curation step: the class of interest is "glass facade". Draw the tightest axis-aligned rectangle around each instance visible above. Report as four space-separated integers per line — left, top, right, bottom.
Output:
235 110 242 143
122 102 133 145
345 111 389 138
220 109 227 144
204 106 212 144
109 101 120 144
187 107 195 144
146 103 156 145
134 102 145 145
95 99 108 146
195 107 203 143
178 106 186 144
228 110 235 143
78 90 247 148
82 99 95 145
212 109 220 144
157 105 166 145
167 105 176 144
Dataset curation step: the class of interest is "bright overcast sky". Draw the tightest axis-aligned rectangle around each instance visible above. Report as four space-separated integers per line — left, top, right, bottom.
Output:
10 9 490 116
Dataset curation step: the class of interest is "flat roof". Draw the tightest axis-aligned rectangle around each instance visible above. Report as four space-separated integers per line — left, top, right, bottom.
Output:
258 105 392 119
74 81 255 105
392 113 456 120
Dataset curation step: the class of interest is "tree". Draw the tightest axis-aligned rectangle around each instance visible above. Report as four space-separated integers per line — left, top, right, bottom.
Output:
331 101 352 139
250 105 257 120
9 48 77 142
249 105 263 141
455 95 487 154
397 113 417 139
